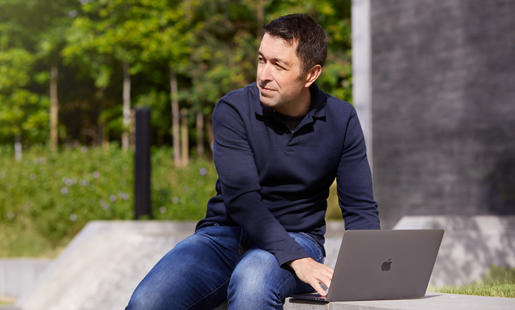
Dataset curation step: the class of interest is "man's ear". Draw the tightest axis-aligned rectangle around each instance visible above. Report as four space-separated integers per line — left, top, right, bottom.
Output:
304 65 322 87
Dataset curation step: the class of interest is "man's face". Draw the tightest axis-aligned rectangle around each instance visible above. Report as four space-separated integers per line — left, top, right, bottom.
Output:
256 33 308 111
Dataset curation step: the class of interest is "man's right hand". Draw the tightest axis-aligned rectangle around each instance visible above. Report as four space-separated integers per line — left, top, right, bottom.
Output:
288 257 334 296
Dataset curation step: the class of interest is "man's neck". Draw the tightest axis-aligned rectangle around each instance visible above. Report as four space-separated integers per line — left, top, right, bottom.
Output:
274 87 311 117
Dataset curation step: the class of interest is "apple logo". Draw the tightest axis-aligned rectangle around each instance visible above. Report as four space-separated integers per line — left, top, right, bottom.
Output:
381 258 392 272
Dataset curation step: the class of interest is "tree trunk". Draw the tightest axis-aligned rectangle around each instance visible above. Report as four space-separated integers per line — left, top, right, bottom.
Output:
130 109 136 151
206 117 214 152
196 111 204 158
96 87 108 149
170 68 181 166
50 65 59 152
14 134 22 161
257 0 265 40
122 61 131 151
181 108 189 166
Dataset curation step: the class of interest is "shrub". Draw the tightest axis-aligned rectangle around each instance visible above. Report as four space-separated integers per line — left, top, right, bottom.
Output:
0 145 217 257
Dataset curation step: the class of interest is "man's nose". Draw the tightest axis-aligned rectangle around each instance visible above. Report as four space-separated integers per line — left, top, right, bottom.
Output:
258 63 273 82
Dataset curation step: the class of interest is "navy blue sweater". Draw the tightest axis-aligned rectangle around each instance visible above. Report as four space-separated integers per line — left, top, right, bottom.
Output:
197 82 380 266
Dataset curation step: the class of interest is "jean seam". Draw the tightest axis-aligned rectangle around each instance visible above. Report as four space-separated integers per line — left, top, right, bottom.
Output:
184 276 231 310
298 232 323 262
271 272 295 305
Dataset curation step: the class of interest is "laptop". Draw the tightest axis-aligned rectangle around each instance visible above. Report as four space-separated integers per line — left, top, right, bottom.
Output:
289 229 444 302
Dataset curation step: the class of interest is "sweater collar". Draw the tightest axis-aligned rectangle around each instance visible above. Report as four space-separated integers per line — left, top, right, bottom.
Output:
253 82 326 120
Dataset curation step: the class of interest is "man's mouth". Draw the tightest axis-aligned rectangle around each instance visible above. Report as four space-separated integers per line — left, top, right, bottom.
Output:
259 82 275 92
260 88 275 98
259 84 275 93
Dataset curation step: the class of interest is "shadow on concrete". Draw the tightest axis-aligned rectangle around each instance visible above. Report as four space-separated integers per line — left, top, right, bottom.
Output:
394 216 515 286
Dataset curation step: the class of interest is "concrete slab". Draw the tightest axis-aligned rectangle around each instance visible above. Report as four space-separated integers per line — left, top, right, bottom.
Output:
16 221 197 310
0 259 52 299
394 216 515 285
283 293 515 310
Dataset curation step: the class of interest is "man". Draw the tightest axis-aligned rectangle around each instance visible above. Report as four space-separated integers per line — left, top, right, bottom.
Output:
126 14 379 310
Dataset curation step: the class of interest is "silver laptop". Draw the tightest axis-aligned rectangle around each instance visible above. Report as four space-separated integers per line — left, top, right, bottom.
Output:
290 229 444 302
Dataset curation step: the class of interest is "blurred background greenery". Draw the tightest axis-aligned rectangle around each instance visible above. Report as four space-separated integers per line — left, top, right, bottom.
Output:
0 0 352 149
0 0 350 257
0 146 219 257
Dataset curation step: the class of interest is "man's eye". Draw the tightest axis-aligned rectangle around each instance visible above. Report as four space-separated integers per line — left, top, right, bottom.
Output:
258 58 265 63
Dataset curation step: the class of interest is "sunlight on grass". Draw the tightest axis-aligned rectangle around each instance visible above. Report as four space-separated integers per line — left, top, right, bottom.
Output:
428 280 515 298
429 264 515 298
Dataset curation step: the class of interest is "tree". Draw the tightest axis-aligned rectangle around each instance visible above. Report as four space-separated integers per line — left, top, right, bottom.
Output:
34 0 82 151
183 0 259 154
0 0 64 151
0 0 82 151
137 0 201 165
0 48 49 149
64 0 153 150
63 13 115 148
0 0 354 157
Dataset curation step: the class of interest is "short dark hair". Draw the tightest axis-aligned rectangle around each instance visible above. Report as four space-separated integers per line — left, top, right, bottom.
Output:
264 14 327 74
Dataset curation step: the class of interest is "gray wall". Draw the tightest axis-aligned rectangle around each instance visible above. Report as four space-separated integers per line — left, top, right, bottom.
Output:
364 0 515 228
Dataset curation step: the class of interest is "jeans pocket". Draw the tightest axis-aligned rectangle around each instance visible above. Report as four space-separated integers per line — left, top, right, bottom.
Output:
296 232 324 263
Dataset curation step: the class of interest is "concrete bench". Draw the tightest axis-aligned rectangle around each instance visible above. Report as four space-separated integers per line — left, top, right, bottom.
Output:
215 293 515 309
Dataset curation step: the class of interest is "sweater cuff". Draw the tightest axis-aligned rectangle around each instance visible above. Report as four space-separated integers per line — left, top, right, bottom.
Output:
274 248 311 267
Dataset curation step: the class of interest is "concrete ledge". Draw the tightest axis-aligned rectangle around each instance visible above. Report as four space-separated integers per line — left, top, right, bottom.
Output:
0 259 52 299
283 293 515 310
394 216 515 285
16 221 198 310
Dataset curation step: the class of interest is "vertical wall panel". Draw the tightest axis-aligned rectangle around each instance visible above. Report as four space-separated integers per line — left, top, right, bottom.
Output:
367 0 515 228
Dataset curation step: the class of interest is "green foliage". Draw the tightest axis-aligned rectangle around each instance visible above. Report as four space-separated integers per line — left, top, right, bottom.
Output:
150 147 217 220
0 48 34 90
135 89 171 140
62 9 116 88
0 0 80 145
0 0 354 147
0 47 49 143
186 0 258 108
0 146 217 257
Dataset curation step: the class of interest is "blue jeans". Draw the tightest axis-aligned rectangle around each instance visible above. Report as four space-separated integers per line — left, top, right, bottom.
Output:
126 225 324 310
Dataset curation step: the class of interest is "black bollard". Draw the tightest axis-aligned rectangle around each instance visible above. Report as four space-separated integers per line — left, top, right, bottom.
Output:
134 108 151 219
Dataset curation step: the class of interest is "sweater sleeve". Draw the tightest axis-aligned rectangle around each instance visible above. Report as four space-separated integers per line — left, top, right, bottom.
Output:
212 100 310 266
337 108 381 230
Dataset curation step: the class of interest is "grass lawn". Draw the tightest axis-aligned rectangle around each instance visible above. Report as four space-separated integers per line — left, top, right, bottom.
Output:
428 264 515 298
428 280 515 298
